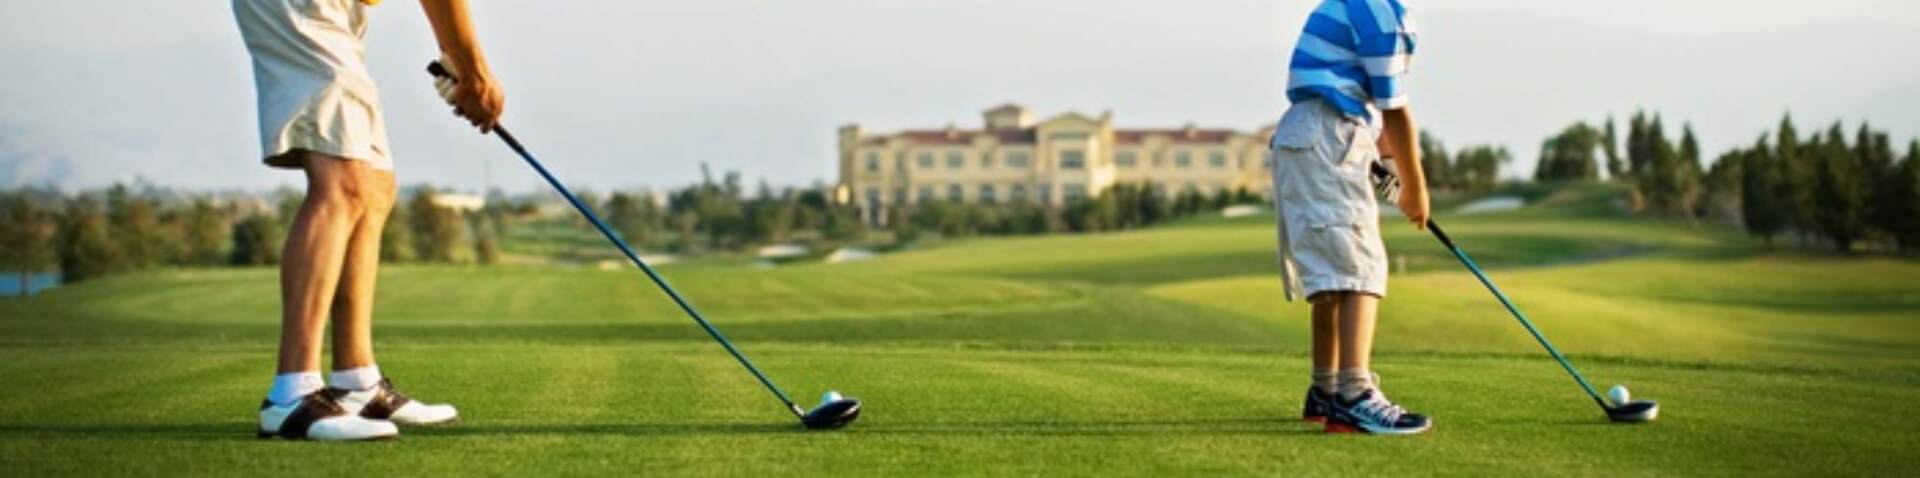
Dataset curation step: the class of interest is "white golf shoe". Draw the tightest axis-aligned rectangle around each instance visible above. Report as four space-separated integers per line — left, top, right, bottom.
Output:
258 389 399 441
336 378 459 426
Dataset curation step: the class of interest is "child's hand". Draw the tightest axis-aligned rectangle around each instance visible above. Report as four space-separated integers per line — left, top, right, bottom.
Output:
1397 182 1430 230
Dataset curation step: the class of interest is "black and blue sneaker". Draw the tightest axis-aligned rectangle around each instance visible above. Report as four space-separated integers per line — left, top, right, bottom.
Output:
1326 389 1432 435
1303 387 1333 423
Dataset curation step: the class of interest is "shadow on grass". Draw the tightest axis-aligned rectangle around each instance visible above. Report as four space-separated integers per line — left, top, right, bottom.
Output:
0 422 263 441
0 421 800 441
856 417 1317 437
420 422 799 437
0 417 1321 441
422 417 1315 438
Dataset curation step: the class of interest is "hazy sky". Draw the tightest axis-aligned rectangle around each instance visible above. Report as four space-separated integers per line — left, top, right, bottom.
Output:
3 0 1918 193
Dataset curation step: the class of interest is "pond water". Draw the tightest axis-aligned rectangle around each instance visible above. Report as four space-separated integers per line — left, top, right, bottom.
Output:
0 272 61 297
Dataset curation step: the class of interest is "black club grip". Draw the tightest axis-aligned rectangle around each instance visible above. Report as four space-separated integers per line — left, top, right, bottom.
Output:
426 61 455 81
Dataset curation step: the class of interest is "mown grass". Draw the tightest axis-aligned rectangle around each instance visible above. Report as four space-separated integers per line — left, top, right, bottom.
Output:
1 184 1916 476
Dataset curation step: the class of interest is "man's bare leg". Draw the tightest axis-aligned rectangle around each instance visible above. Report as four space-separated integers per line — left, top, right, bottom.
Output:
277 153 375 376
259 151 399 440
329 168 394 375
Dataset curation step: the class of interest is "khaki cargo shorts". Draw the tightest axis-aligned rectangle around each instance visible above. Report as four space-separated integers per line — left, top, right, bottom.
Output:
235 0 395 171
1268 99 1388 301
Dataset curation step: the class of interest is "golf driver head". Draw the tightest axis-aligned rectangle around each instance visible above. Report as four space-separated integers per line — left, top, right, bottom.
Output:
1606 400 1659 423
800 398 862 430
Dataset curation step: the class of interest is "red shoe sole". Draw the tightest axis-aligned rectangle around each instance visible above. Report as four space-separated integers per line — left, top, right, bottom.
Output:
1325 423 1361 434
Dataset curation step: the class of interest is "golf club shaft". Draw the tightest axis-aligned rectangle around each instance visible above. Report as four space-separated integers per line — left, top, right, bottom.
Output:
1426 221 1610 409
487 125 803 416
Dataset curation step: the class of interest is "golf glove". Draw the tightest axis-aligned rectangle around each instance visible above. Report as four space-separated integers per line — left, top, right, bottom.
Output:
431 55 460 107
1369 159 1402 202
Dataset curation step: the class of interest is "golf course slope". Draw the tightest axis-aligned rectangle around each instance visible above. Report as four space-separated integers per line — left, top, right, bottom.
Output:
3 185 1917 476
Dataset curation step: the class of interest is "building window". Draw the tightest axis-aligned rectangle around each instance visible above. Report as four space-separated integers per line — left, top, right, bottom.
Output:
1064 183 1088 203
1060 150 1086 170
1175 151 1193 168
1116 151 1137 168
948 183 964 201
1007 151 1031 168
947 151 964 169
1010 184 1028 202
979 184 997 204
1037 184 1053 204
865 152 881 172
1209 151 1227 169
917 152 935 169
918 187 935 203
865 187 881 206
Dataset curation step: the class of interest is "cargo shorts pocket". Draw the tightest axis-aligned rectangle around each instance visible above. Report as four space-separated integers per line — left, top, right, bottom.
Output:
1294 223 1364 282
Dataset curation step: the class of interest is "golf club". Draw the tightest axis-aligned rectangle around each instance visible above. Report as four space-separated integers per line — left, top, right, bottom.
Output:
427 62 861 430
1369 161 1657 423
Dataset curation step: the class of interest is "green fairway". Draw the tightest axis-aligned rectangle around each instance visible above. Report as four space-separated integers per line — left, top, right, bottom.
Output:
3 187 1918 476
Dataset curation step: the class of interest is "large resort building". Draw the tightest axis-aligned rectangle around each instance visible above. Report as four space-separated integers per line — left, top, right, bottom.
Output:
837 104 1275 223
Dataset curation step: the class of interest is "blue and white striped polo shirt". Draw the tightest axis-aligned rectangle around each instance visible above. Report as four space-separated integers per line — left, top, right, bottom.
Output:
1285 0 1417 117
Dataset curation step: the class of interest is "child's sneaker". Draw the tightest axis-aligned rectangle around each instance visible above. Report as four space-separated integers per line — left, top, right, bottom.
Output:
336 378 458 426
1302 387 1333 423
258 389 399 441
1327 389 1431 435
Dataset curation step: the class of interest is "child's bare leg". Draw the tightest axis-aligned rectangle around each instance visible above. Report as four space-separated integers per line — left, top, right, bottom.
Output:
1335 292 1380 400
1310 292 1342 394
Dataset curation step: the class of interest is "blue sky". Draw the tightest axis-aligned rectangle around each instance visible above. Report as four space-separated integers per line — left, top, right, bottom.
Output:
3 0 1917 193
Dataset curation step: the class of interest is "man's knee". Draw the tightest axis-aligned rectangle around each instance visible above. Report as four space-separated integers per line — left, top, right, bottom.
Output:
303 153 390 214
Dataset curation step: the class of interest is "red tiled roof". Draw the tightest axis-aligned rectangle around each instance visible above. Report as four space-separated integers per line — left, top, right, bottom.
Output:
893 128 1037 145
860 125 1253 147
1113 129 1236 145
984 103 1027 114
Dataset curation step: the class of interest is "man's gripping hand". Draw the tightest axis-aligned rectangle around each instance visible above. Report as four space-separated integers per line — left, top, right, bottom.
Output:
428 56 504 134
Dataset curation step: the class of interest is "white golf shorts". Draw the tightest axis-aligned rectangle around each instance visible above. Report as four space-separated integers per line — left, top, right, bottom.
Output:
234 0 394 171
1268 99 1388 301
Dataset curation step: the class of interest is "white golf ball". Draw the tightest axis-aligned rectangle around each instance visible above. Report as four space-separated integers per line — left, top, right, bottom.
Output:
822 390 843 404
1608 385 1631 405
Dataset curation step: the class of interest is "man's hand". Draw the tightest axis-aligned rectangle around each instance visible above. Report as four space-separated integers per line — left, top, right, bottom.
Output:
433 56 504 133
420 0 503 133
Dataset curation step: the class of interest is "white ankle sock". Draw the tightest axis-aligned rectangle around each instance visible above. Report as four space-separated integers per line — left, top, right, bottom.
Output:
1312 368 1338 395
329 365 383 391
268 372 324 406
1337 368 1374 401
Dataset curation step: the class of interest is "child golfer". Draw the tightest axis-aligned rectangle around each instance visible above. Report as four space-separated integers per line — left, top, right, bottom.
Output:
1269 0 1430 434
235 0 505 440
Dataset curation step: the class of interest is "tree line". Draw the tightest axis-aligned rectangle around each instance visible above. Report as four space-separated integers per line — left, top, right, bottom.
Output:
0 184 510 288
581 167 868 254
568 168 1268 251
1418 132 1512 194
882 182 1266 242
1530 112 1920 253
1720 117 1920 253
1532 111 1707 219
